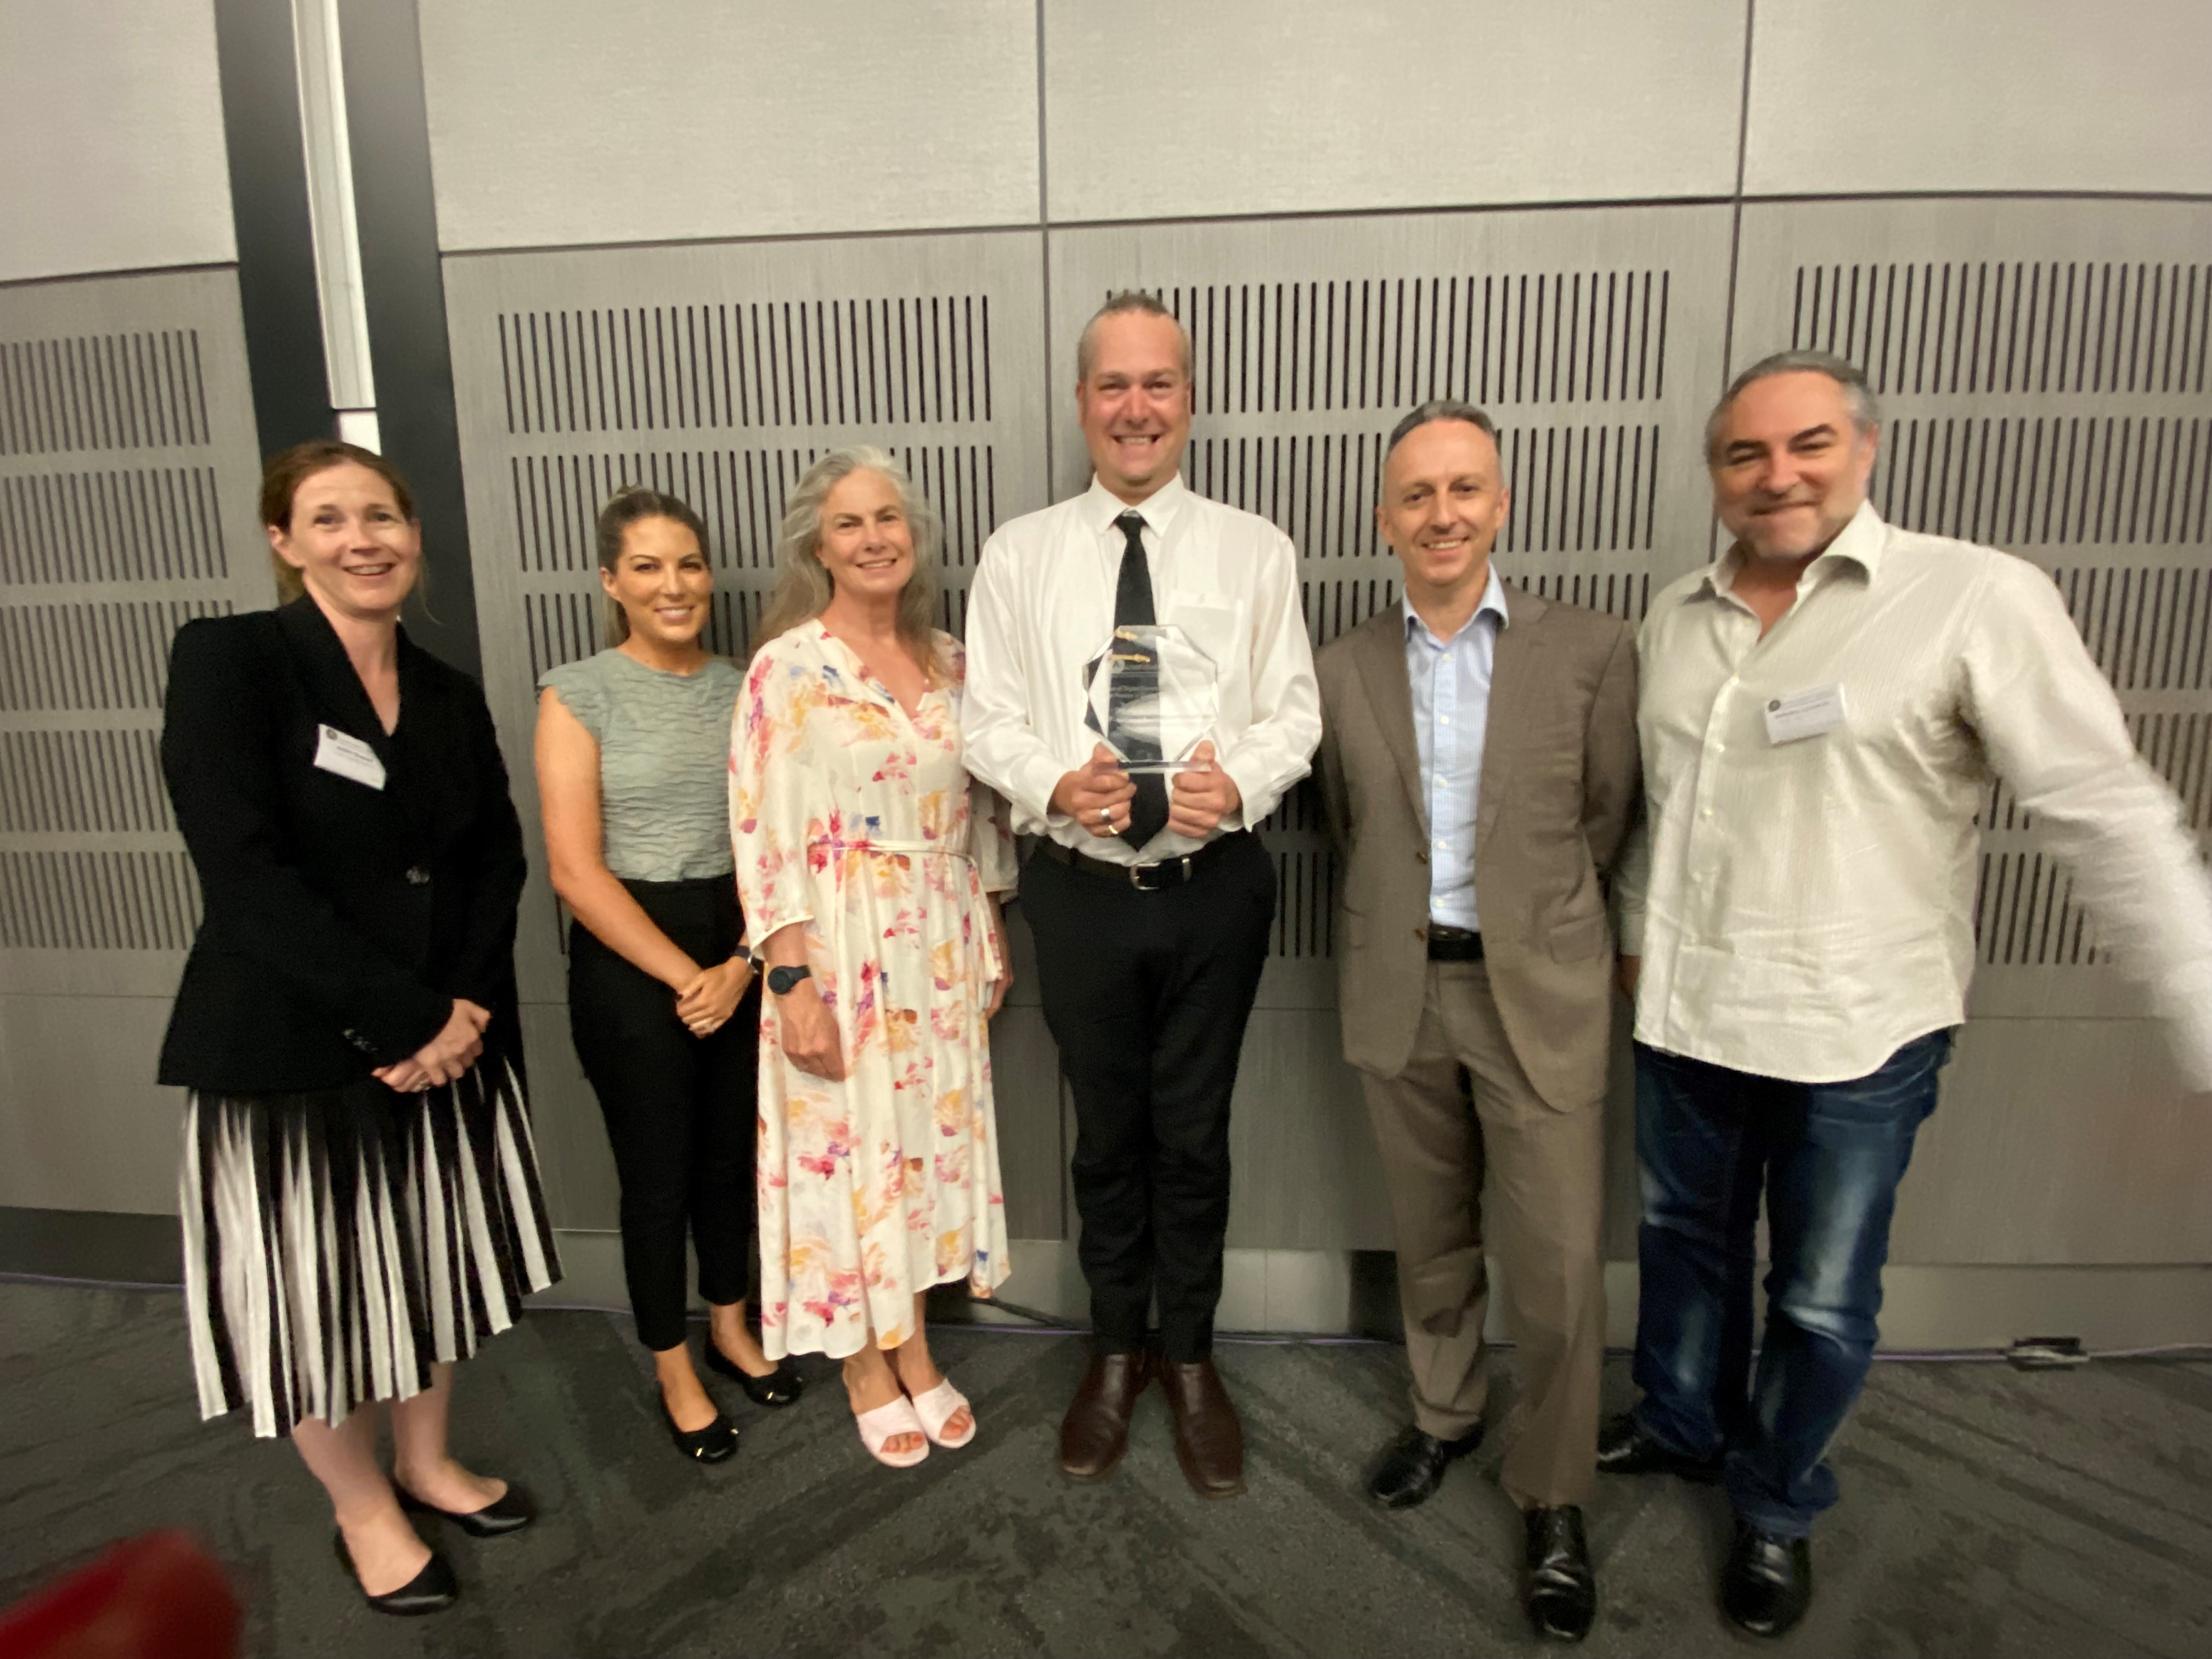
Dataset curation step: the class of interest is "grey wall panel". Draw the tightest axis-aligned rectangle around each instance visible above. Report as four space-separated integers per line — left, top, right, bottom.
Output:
0 267 270 1214
1043 1 1746 224
441 229 1057 1228
417 0 1040 253
0 2 236 283
1048 205 1734 1250
515 1002 619 1233
1734 198 2212 1265
1892 1020 2211 1265
1745 2 2212 199
0 995 179 1212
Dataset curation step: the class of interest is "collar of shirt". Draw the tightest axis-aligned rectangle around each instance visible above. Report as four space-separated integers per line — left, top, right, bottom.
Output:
1081 470 1191 552
1404 563 1510 652
1699 497 1889 607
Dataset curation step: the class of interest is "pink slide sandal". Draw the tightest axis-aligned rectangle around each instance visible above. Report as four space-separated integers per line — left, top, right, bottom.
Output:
855 1397 930 1468
910 1379 977 1449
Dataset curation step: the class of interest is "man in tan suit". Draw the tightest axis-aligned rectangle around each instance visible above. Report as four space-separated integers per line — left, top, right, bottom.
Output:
1316 400 1639 1644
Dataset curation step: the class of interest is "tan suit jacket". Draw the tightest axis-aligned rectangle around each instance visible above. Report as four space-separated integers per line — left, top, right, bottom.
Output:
1315 585 1640 1109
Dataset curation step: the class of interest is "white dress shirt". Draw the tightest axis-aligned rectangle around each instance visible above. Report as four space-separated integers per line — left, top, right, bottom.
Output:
1406 569 1508 930
1616 500 2212 1088
963 472 1322 864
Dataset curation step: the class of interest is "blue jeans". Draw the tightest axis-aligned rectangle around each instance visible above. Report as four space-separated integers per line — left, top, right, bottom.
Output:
1629 1029 1954 1537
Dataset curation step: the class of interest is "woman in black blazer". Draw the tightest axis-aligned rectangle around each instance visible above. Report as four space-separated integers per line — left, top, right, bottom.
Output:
160 438 560 1616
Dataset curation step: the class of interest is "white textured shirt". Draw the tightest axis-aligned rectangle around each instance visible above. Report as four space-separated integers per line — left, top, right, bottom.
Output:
1406 570 1509 930
963 472 1321 863
1616 501 2212 1088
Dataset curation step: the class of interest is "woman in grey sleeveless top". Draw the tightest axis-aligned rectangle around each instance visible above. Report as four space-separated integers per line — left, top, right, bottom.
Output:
534 487 803 1463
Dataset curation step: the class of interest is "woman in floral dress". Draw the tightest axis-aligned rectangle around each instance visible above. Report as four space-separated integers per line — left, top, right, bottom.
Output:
731 447 1015 1468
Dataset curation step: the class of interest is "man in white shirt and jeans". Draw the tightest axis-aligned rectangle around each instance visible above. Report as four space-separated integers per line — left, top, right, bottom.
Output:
1607 350 2212 1639
964 292 1321 1499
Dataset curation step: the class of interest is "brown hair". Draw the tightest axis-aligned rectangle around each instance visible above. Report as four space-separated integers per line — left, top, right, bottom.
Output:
595 486 711 645
259 439 417 603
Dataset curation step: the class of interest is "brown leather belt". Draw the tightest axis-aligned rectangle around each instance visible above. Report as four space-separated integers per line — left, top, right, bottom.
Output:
1030 830 1254 894
1426 923 1485 962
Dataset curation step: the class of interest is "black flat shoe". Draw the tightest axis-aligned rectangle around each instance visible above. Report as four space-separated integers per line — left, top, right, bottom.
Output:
1522 1505 1597 1644
661 1393 738 1463
1722 1522 1813 1639
397 1482 536 1537
703 1342 805 1407
332 1530 458 1617
1595 1409 1723 1482
1364 1423 1484 1509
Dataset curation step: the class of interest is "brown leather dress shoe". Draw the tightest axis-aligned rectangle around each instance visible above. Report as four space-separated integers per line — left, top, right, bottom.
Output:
1160 1358 1245 1499
1059 1350 1151 1481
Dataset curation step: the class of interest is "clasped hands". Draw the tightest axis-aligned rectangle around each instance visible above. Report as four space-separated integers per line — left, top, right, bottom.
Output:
1051 741 1240 842
675 953 754 1037
374 998 493 1094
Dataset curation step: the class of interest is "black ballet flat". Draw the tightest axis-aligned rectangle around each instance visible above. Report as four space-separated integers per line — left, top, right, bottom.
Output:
661 1393 738 1462
332 1529 458 1617
397 1481 537 1537
703 1342 806 1407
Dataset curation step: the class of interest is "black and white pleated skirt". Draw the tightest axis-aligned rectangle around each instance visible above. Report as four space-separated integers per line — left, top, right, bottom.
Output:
179 1051 562 1438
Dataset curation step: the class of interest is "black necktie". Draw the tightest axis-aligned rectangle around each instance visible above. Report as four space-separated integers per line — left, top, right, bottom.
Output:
1113 510 1171 850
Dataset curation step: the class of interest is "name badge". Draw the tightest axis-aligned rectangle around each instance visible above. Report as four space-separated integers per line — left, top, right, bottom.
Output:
313 723 386 789
1763 684 1848 746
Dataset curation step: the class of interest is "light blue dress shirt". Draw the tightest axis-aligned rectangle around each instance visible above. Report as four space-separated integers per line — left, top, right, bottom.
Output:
1405 568 1509 931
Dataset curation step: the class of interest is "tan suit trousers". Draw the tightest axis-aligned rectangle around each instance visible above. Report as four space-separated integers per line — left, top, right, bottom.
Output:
1358 960 1606 1509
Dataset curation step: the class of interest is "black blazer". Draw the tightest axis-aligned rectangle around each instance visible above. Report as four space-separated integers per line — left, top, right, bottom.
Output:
156 597 528 1094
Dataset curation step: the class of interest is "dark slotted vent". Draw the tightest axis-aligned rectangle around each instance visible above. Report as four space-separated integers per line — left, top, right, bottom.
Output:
1971 849 2105 968
1792 262 2212 398
498 296 995 436
1 466 229 584
1187 424 1657 563
1268 846 1336 958
0 849 202 951
0 330 212 455
1876 416 2211 549
2050 564 2212 691
0 729 172 833
510 444 999 575
1148 272 1671 414
0 600 229 711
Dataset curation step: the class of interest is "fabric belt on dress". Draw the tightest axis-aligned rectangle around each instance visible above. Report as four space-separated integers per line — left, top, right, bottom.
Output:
1426 922 1485 962
1030 828 1253 893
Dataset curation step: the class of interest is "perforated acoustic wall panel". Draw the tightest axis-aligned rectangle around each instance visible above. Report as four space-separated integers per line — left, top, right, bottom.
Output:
1734 199 2212 1263
0 268 270 1210
442 233 1059 1232
1051 207 1734 1248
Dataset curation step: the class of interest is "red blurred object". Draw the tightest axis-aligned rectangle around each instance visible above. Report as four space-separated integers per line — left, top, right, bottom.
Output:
0 1533 240 1659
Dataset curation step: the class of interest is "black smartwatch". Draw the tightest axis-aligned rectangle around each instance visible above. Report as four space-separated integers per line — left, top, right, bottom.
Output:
766 964 812 996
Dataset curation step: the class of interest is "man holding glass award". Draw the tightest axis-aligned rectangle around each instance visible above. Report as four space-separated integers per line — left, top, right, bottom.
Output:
965 292 1321 1500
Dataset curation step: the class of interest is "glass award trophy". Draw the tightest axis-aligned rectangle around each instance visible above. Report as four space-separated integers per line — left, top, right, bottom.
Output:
1082 623 1220 773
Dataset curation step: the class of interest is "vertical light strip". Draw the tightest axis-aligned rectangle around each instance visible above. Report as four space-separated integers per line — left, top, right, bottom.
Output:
290 0 376 435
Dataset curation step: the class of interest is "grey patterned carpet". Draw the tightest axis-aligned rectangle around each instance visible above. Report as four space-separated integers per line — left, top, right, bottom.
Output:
1 1280 2207 1658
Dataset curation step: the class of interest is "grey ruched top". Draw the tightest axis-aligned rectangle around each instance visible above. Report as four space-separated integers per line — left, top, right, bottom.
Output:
539 650 742 882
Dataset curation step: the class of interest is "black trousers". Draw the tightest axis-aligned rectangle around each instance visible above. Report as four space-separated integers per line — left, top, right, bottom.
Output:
1020 833 1275 1361
567 876 760 1353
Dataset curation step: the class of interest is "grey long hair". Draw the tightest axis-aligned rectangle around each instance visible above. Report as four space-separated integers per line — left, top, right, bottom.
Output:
757 447 944 670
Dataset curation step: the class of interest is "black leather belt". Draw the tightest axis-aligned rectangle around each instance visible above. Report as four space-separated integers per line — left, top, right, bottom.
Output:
1031 830 1254 893
1426 923 1484 962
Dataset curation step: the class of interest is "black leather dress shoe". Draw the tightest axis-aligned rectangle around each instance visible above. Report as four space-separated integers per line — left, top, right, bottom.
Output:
1722 1522 1813 1638
1364 1423 1483 1509
703 1342 805 1407
1595 1410 1723 1482
1521 1505 1597 1644
397 1482 535 1537
332 1530 458 1617
661 1394 738 1463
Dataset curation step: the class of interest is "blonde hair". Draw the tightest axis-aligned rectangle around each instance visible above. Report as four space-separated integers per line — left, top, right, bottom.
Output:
758 448 943 670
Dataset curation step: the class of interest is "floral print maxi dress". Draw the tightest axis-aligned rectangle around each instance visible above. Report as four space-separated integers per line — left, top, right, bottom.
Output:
731 622 1017 1359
